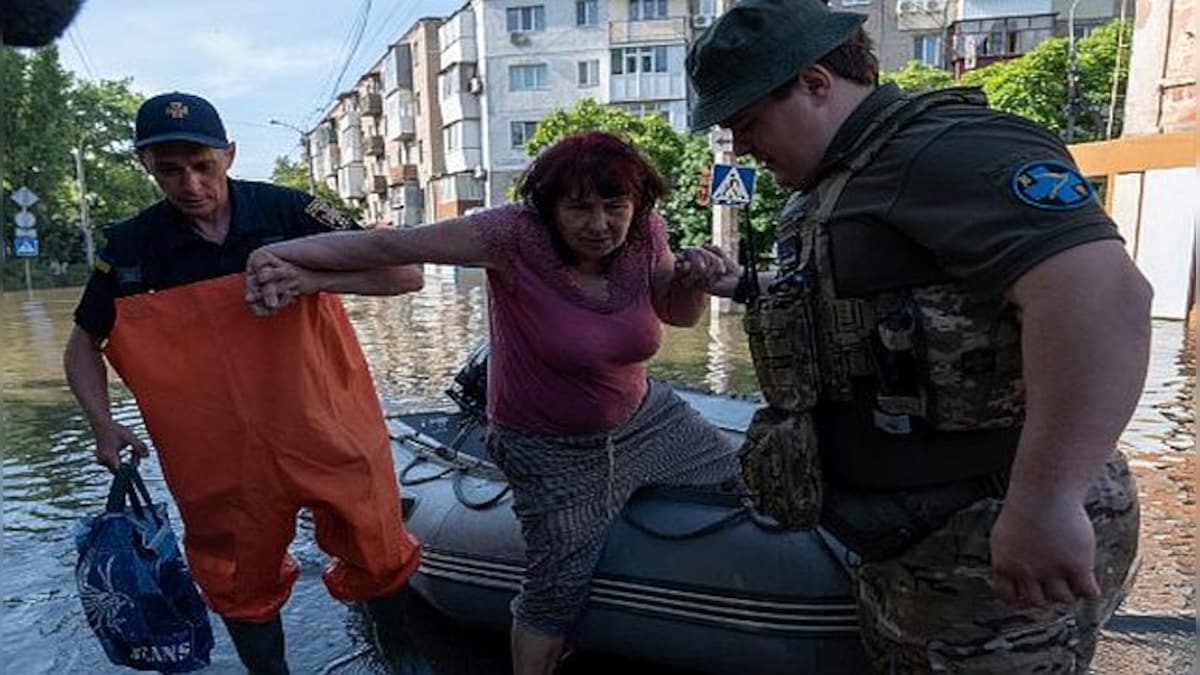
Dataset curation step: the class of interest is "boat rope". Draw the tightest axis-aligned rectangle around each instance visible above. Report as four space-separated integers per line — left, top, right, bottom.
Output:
398 455 456 486
451 471 511 510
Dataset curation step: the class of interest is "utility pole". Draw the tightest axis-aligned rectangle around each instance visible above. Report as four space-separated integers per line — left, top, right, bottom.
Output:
270 119 316 194
1064 0 1083 143
708 0 741 315
73 144 95 268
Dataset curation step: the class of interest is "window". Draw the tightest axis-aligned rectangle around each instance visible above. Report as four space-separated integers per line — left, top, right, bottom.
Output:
506 5 546 32
576 0 599 26
509 64 548 91
956 15 1054 61
510 121 538 149
578 59 599 87
610 46 669 74
913 34 943 66
840 0 871 5
630 0 667 20
623 102 669 121
443 124 461 151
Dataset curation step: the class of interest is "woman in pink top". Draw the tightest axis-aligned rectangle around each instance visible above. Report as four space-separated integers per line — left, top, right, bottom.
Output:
245 132 741 675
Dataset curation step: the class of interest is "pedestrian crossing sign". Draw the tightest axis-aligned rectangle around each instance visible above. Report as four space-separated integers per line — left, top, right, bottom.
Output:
14 236 38 257
709 164 756 206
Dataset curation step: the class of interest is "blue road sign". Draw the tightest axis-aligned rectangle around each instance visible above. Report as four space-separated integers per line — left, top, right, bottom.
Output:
14 236 39 258
709 164 757 206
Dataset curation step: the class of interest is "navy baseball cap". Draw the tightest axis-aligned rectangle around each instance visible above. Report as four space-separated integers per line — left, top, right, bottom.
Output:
135 92 229 149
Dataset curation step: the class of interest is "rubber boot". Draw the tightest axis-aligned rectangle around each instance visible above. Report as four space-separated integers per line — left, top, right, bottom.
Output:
222 615 289 675
366 587 434 675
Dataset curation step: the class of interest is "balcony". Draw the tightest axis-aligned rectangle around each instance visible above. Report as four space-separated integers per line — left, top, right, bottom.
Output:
362 93 383 117
610 72 685 102
441 35 478 67
321 146 340 176
365 135 385 157
609 17 687 44
370 174 388 194
444 147 483 175
388 163 419 186
393 115 416 140
440 93 481 125
338 164 366 200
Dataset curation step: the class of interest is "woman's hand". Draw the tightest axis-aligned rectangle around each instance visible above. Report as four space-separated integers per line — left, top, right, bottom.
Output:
673 244 742 296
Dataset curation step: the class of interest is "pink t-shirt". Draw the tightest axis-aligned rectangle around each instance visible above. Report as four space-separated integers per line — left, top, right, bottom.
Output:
470 203 669 435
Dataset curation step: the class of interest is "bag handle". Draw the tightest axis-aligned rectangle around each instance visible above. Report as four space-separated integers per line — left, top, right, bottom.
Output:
104 462 162 525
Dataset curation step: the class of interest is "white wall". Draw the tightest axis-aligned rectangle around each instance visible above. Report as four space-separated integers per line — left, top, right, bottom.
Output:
1131 167 1199 319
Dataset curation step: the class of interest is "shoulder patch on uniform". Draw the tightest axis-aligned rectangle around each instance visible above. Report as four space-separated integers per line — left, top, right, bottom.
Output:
94 258 112 274
305 197 354 230
1011 160 1096 210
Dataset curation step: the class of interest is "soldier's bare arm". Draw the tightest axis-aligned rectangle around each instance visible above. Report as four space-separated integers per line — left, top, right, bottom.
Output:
991 239 1152 607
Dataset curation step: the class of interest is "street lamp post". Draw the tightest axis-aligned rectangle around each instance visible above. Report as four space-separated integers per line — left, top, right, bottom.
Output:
269 119 316 195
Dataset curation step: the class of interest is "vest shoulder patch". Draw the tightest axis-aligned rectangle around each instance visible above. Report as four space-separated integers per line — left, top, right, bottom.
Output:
304 198 354 230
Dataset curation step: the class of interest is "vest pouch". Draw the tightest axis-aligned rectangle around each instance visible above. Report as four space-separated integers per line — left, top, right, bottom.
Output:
871 298 927 435
739 406 823 531
744 281 821 412
909 285 1025 431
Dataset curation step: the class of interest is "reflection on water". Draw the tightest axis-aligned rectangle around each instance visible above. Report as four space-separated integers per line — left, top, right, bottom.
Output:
1 270 1194 674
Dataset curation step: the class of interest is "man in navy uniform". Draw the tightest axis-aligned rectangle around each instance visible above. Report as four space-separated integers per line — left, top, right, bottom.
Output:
65 92 428 674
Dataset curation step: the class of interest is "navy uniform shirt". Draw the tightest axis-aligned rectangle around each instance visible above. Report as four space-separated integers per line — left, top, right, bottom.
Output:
74 179 355 340
815 83 1121 298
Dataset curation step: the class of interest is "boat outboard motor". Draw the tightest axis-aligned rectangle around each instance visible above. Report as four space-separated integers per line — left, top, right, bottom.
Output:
446 342 488 421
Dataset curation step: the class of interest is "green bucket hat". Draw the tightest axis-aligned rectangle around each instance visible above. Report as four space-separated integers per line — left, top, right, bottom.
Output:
687 0 867 131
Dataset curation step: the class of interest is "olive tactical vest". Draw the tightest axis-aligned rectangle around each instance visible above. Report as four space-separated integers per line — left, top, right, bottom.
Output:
741 88 1025 518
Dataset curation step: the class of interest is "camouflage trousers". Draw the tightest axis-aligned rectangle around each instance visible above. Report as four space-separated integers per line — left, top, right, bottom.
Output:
854 452 1139 674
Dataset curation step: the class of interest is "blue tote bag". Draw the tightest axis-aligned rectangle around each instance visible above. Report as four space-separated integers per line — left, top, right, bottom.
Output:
74 463 213 672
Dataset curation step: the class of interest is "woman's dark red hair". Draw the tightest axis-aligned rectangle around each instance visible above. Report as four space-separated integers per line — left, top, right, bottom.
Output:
515 131 666 264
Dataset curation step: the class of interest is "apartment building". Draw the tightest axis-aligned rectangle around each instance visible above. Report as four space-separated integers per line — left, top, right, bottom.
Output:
304 0 751 214
378 19 444 227
434 2 487 218
829 0 1122 75
607 0 695 129
406 19 447 225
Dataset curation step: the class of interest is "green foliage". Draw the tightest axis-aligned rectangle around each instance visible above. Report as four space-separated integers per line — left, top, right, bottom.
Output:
524 98 685 177
521 98 785 259
961 19 1131 141
269 155 361 220
1 45 157 281
881 61 956 94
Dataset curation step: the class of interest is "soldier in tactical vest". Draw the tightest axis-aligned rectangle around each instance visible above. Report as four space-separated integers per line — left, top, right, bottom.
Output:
686 1 1150 672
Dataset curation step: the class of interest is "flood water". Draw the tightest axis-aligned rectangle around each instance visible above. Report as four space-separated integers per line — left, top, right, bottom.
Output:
2 268 1194 674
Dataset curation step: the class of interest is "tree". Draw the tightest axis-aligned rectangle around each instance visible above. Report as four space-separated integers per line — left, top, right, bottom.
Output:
269 156 361 220
961 19 1131 142
881 61 956 94
2 46 158 285
521 98 784 259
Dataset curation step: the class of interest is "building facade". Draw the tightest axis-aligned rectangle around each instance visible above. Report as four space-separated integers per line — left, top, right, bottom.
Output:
830 0 1123 75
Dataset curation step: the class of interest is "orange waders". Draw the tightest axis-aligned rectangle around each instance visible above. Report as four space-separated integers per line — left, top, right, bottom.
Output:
104 274 420 622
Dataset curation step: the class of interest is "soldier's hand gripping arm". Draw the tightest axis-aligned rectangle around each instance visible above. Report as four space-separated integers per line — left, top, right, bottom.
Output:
990 239 1152 608
64 327 150 470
